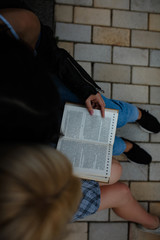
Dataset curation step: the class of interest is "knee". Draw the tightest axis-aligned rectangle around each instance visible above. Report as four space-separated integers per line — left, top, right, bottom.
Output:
117 109 128 128
109 159 122 185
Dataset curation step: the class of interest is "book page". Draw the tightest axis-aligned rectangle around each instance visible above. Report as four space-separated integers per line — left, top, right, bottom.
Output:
74 172 110 183
57 138 112 178
61 103 118 145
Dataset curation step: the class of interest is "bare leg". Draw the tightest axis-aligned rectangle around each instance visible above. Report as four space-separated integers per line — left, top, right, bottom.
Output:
99 182 159 229
99 158 122 186
137 108 142 120
124 140 133 152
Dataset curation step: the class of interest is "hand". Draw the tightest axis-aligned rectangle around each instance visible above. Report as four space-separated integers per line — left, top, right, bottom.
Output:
85 93 105 118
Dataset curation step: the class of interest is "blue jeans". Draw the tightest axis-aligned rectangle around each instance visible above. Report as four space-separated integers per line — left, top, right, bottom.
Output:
52 76 139 155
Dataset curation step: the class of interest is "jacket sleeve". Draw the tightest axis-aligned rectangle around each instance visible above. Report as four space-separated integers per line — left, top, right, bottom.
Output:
36 24 104 102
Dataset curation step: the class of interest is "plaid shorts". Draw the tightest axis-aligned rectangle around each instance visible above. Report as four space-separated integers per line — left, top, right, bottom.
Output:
72 180 101 221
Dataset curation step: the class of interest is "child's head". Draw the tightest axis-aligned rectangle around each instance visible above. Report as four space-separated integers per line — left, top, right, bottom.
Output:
0 144 81 240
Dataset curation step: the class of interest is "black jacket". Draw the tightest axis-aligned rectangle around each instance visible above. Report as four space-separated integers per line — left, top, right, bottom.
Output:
36 24 103 102
0 0 103 142
0 0 103 102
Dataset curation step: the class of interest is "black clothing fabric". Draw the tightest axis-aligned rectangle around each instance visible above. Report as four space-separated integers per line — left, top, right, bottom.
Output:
36 24 102 102
0 0 103 142
0 0 30 10
0 0 102 101
0 32 61 143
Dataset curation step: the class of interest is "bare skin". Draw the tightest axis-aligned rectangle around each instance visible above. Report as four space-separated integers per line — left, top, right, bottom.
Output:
0 8 40 49
98 158 160 230
99 182 160 230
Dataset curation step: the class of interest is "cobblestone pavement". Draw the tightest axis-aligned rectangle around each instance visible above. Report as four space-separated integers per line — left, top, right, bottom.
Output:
54 1 160 239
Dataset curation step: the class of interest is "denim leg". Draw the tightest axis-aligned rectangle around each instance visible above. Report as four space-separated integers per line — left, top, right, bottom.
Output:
51 75 138 155
113 136 126 155
52 75 139 127
101 96 139 155
101 96 139 128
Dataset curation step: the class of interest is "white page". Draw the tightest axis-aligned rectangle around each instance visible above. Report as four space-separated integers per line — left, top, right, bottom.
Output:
61 103 118 145
57 138 112 178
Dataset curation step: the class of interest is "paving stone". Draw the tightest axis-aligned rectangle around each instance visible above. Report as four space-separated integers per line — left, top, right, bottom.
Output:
94 0 129 10
151 133 160 143
55 0 92 6
132 30 160 49
55 23 91 42
79 209 109 222
89 223 128 240
149 14 160 31
149 163 160 181
58 41 74 56
55 4 73 22
113 47 148 66
78 61 92 76
112 84 148 103
75 44 111 63
95 82 111 98
150 87 160 104
120 162 148 181
113 10 147 29
74 7 110 26
150 202 160 216
130 182 160 201
150 50 160 67
129 223 160 240
132 67 160 86
116 123 149 142
63 223 88 240
93 27 130 46
93 63 130 83
131 0 160 13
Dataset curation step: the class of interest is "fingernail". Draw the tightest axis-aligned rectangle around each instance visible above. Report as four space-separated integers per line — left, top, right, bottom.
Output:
90 110 94 115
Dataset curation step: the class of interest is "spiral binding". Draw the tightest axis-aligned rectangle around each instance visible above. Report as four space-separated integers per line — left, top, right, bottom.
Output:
105 113 116 177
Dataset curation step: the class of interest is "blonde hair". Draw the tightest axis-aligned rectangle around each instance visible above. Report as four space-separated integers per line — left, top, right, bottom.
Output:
0 144 82 240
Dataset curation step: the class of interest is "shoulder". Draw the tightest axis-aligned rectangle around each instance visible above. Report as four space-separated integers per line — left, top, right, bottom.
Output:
0 8 40 49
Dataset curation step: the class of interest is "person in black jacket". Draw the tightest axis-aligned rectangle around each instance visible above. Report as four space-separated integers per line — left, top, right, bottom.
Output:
0 2 160 163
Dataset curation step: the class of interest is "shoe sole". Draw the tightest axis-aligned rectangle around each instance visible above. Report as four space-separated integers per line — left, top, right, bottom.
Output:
127 158 150 165
137 224 160 235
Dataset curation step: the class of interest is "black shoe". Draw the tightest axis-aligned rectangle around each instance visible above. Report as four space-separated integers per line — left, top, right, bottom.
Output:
136 108 160 134
123 139 152 165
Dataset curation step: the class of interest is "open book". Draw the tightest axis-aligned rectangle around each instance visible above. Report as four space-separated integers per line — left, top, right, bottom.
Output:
57 103 118 183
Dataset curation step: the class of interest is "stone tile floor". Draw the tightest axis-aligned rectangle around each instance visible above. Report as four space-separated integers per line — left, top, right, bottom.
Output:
54 1 160 239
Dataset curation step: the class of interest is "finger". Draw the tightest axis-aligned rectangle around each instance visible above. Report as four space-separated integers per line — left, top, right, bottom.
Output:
100 105 105 118
96 94 105 118
86 99 94 115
